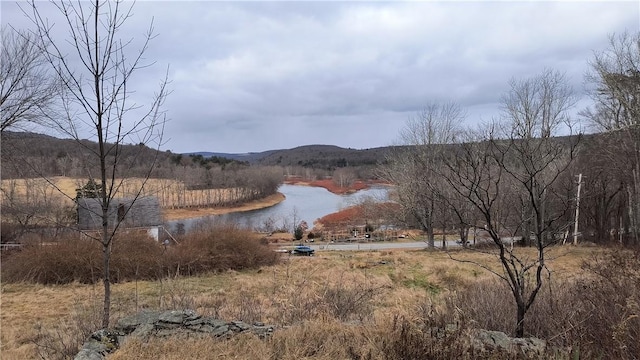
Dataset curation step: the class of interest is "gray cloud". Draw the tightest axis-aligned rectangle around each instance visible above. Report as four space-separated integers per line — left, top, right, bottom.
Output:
3 1 638 153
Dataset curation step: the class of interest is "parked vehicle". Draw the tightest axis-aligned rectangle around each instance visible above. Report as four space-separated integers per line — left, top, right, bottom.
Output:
291 245 314 256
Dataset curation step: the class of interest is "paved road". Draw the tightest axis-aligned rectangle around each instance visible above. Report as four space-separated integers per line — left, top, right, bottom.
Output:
297 237 519 252
305 240 462 251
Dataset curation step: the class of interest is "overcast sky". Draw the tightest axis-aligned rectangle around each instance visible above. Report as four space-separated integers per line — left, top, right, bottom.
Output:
3 1 639 154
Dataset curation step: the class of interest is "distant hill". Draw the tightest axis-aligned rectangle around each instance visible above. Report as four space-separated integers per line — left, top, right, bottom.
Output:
1 130 174 179
185 150 279 163
188 145 402 169
255 145 394 168
4 130 592 177
1 131 400 177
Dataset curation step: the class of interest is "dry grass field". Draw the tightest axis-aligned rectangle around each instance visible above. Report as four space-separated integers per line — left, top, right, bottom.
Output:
0 177 286 222
0 246 604 359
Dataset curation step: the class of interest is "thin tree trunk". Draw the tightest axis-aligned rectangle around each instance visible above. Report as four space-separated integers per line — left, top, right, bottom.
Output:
102 240 111 328
516 302 526 338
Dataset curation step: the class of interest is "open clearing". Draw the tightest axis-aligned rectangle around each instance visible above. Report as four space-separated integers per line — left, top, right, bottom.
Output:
1 246 598 359
0 177 286 222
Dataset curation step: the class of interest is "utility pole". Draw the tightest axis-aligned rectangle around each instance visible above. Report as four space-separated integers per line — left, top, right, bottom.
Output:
573 173 583 245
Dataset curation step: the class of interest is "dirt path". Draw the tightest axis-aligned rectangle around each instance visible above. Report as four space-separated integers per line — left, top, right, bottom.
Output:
163 193 285 221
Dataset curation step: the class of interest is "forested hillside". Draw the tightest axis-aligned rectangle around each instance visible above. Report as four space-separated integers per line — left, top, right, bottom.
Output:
0 131 282 239
1 131 401 183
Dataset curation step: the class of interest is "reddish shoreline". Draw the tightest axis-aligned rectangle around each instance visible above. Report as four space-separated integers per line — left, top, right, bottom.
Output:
283 177 381 195
164 177 389 221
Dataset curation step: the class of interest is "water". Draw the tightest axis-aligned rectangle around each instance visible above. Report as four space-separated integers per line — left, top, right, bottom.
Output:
168 184 390 233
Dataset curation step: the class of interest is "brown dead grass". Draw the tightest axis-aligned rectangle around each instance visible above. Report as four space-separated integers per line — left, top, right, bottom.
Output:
0 177 165 203
0 177 285 222
163 192 285 221
0 246 601 359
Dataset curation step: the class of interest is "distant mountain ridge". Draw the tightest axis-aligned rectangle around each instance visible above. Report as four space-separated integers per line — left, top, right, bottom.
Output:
186 144 398 168
5 130 588 173
1 131 396 174
185 150 279 163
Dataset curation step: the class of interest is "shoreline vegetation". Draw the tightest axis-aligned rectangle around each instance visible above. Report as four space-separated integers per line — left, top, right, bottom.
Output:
0 176 376 223
283 177 371 194
163 192 286 221
163 178 375 221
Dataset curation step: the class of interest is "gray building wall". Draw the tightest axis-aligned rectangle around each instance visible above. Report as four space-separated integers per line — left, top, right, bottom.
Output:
77 196 162 230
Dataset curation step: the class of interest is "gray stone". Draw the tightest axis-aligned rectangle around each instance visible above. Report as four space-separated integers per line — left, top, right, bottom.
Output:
116 310 161 332
156 321 182 330
252 325 275 339
230 320 251 332
155 328 178 338
129 323 155 339
204 317 228 328
511 336 546 355
74 348 105 360
193 324 216 333
471 329 546 355
76 310 276 359
474 329 512 351
81 340 110 354
74 329 120 360
212 325 230 337
183 309 201 322
158 310 186 324
185 317 206 326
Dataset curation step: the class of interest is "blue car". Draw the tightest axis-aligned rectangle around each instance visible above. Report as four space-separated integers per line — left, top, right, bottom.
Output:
291 245 314 256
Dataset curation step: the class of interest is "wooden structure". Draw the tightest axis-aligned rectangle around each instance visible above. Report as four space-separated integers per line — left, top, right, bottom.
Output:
76 196 163 239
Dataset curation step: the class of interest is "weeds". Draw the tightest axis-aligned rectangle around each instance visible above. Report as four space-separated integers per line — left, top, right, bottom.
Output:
439 246 640 359
320 273 386 322
2 224 280 284
30 299 102 360
4 245 639 359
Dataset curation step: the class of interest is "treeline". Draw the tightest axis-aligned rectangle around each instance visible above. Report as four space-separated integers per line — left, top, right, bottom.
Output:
0 131 283 242
382 31 640 249
1 131 282 195
380 54 640 337
171 153 250 169
256 144 394 170
575 130 639 244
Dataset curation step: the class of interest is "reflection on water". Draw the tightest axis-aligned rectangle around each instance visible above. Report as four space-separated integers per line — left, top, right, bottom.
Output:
168 184 390 233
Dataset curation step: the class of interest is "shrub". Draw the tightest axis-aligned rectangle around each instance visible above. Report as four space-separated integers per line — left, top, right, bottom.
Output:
165 224 280 276
2 225 280 284
380 315 474 360
441 247 640 359
1 221 20 243
569 247 640 359
319 273 384 322
31 300 102 360
1 233 162 284
1 235 102 284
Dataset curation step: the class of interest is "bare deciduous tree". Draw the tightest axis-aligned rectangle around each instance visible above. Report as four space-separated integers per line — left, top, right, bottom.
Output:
0 26 59 133
381 102 463 248
333 168 356 189
583 31 640 245
583 32 640 131
25 0 169 328
442 70 579 338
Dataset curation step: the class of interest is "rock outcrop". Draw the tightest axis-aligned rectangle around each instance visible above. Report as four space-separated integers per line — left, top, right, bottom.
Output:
431 324 547 357
74 309 274 360
470 329 546 356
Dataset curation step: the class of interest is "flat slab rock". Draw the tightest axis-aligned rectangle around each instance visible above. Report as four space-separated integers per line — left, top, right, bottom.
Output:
74 310 274 360
471 329 546 355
